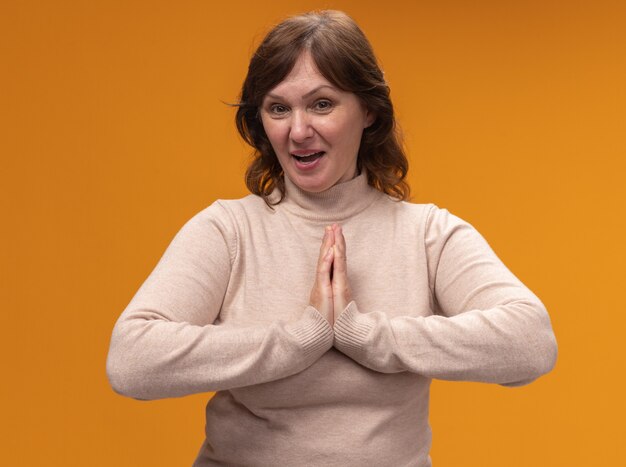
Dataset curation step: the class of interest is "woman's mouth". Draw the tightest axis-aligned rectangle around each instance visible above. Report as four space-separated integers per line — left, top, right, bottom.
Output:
291 151 325 164
291 151 325 170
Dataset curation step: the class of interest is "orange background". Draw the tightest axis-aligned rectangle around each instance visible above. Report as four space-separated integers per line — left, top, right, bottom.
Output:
2 0 625 465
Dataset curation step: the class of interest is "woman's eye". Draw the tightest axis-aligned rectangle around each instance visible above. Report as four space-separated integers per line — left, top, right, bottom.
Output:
314 100 333 111
270 104 288 114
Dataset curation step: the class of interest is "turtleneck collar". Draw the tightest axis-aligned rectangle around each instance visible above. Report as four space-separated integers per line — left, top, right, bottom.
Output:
274 171 381 222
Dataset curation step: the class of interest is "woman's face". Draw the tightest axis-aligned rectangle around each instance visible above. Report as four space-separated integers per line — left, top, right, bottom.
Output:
260 52 375 193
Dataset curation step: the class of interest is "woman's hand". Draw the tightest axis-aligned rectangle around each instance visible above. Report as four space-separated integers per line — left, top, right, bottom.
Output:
309 226 335 325
330 224 352 323
309 224 353 325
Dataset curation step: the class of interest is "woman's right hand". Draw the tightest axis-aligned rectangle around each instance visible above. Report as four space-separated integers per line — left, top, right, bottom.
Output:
309 226 335 325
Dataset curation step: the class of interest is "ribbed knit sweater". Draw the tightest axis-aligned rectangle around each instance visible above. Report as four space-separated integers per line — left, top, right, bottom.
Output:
106 172 557 466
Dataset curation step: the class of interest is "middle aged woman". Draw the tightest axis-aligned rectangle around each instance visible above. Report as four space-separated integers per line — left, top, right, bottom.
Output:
107 10 558 466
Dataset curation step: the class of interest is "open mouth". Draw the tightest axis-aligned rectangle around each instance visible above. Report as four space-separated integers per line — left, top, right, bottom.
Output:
291 151 325 164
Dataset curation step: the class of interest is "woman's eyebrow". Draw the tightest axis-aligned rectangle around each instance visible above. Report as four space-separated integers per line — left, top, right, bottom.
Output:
265 84 337 101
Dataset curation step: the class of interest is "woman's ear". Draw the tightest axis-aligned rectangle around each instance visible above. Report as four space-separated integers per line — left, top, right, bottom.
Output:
364 108 376 129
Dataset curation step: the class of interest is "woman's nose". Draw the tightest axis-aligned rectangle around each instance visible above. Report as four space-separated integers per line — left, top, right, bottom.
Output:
289 110 314 142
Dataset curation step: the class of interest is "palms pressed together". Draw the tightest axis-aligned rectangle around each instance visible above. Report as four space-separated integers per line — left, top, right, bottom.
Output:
309 224 353 325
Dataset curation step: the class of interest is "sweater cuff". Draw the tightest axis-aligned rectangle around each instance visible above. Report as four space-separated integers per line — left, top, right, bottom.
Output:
285 306 334 362
333 301 374 360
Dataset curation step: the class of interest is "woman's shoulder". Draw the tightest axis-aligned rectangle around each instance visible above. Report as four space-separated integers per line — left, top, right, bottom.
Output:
190 193 268 217
377 197 437 223
213 193 277 218
392 200 472 226
167 194 268 255
381 200 482 241
184 193 275 233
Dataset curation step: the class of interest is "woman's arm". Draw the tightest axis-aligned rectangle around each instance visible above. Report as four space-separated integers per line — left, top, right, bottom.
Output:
333 206 557 385
106 202 333 400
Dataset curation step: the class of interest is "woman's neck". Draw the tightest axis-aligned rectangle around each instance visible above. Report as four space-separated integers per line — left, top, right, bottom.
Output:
276 172 380 222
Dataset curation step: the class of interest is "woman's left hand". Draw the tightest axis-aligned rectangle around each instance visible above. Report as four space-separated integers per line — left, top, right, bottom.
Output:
330 224 353 323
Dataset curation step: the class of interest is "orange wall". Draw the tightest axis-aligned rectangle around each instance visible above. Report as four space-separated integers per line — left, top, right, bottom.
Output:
2 0 625 465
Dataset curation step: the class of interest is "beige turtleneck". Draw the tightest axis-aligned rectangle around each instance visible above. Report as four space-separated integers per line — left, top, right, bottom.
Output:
106 173 557 466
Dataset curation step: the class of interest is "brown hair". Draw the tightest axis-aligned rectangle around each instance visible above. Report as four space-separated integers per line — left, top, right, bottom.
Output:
235 10 410 204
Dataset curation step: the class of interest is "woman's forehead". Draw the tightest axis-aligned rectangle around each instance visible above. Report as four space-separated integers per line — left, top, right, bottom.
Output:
264 52 338 100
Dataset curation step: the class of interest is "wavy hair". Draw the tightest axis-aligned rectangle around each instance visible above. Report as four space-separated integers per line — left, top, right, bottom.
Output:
235 10 410 204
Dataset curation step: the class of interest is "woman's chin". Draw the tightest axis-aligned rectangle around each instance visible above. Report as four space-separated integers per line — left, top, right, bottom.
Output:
284 168 326 193
285 159 357 194
292 178 331 194
288 170 356 194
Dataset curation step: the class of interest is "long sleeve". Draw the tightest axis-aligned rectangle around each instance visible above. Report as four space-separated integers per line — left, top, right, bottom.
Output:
106 202 333 400
333 205 557 385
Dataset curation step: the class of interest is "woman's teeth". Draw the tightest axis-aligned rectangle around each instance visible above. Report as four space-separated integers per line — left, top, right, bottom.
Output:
292 151 324 163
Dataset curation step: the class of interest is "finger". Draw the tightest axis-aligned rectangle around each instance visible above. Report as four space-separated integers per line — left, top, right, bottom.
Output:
318 227 336 282
326 225 335 248
332 226 352 318
310 245 335 324
332 224 345 252
317 245 334 286
332 225 347 274
316 226 334 269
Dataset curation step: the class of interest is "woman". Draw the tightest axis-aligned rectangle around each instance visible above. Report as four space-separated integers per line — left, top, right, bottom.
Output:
107 10 557 466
